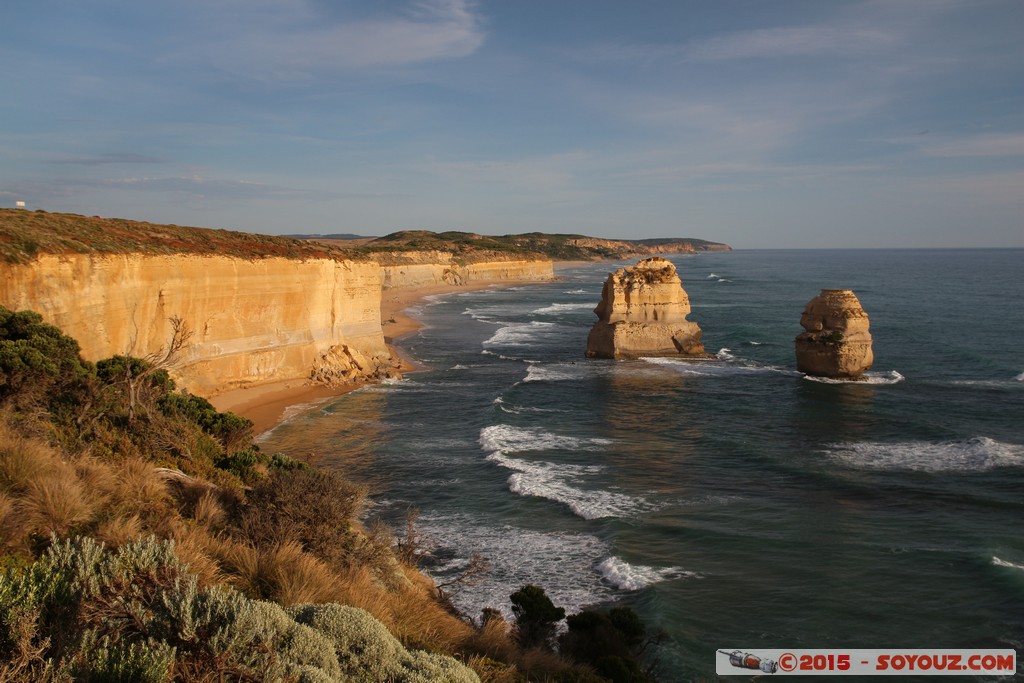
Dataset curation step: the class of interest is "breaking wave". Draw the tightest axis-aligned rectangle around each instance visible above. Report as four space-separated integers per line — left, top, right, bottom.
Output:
597 557 700 591
480 425 656 519
643 356 800 377
992 556 1024 571
416 512 611 621
480 424 611 454
532 302 595 314
804 370 905 385
488 453 653 520
523 363 591 383
483 321 557 348
826 437 1024 472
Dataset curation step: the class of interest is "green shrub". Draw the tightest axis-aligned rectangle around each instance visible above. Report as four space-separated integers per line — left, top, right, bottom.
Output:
0 308 94 412
509 585 565 650
560 607 653 683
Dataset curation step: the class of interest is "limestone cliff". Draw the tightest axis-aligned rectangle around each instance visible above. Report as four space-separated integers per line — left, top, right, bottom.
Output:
0 254 395 395
378 251 554 289
585 257 705 359
795 289 873 378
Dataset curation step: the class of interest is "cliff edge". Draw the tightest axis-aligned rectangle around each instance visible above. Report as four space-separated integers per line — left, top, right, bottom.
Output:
0 210 554 396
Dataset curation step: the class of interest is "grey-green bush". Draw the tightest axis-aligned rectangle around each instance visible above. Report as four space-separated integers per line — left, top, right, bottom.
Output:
0 536 479 682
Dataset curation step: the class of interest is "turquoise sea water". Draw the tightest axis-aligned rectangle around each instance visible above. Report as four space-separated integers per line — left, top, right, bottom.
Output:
262 249 1024 681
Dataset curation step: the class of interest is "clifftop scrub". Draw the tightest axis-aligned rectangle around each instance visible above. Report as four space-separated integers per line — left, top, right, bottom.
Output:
0 209 360 265
332 229 731 262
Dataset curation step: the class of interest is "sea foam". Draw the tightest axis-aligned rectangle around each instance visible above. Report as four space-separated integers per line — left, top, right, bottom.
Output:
826 437 1024 472
415 511 612 622
804 370 905 385
532 302 595 315
597 557 700 591
643 356 800 378
480 425 656 519
992 556 1024 571
480 424 611 454
523 363 592 383
483 321 557 348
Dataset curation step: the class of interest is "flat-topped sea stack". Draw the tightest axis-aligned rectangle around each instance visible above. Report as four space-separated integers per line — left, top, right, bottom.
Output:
795 289 874 378
585 257 705 359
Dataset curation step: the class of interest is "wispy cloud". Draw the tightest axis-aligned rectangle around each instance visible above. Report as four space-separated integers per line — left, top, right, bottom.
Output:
170 0 486 78
685 26 896 62
909 170 1024 202
46 153 169 166
921 134 1024 158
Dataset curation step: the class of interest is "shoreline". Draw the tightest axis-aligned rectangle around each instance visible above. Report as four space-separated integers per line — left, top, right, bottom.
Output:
213 266 585 436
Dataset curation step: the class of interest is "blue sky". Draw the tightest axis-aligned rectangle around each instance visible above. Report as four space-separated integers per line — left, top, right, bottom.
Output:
2 0 1022 248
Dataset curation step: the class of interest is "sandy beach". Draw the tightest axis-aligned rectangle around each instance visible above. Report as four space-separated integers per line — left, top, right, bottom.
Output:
211 267 586 435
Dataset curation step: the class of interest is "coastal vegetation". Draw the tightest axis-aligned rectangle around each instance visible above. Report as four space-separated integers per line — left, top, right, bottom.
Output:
0 209 729 266
341 230 729 263
0 307 660 682
0 209 357 265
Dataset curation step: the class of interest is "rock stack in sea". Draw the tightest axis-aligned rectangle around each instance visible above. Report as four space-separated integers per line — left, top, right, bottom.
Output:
794 289 873 378
585 257 705 359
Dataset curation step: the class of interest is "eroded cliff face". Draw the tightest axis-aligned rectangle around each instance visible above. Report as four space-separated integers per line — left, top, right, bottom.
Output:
795 289 873 378
379 251 554 289
585 257 705 359
0 254 394 395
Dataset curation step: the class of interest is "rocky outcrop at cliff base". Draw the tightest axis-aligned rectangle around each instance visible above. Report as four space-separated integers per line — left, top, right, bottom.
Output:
795 289 873 378
585 257 705 359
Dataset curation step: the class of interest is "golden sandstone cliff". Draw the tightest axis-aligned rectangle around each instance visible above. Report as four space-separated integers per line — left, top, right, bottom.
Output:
585 257 705 359
0 254 396 396
795 289 874 378
378 251 554 289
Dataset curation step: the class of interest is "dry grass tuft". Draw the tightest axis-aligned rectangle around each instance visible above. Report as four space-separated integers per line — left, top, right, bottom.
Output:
93 513 143 547
512 646 580 680
466 654 520 683
465 615 520 664
216 540 269 598
20 474 94 535
192 491 225 529
111 457 171 518
166 524 226 587
266 541 339 606
0 422 59 491
72 455 116 507
0 490 18 549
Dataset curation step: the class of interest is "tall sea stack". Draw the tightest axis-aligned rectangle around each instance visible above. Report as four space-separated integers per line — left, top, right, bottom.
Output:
795 289 873 378
585 257 705 359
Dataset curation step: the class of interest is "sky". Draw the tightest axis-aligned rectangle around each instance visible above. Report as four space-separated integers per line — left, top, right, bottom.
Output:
1 0 1022 248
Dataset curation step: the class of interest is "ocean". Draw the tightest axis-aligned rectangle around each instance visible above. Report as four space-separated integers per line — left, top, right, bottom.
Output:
261 249 1024 681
